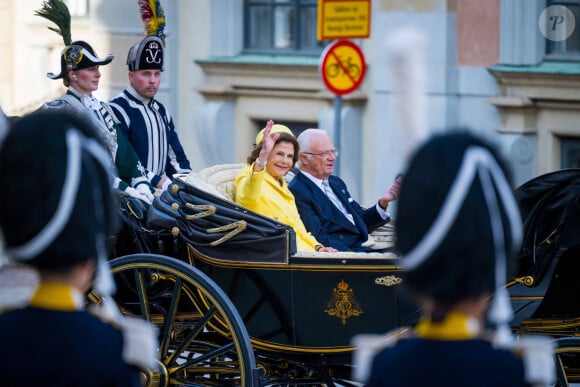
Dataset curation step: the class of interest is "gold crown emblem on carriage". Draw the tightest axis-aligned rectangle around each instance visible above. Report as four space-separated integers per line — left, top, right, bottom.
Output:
325 279 363 324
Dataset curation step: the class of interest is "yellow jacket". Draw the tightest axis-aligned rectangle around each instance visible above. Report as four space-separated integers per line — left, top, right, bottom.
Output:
235 164 319 251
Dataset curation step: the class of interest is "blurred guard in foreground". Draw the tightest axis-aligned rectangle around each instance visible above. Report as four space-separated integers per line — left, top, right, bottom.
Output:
355 131 555 387
0 111 157 386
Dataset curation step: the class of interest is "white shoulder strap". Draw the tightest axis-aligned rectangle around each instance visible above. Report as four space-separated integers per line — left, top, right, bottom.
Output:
512 335 555 386
88 301 158 371
120 316 159 370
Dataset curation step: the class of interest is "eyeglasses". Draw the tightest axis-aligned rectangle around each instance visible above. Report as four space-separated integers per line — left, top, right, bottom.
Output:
302 149 340 158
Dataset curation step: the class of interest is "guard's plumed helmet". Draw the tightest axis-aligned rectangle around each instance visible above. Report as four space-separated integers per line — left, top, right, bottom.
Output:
396 131 523 306
0 111 119 270
126 36 164 72
48 40 114 80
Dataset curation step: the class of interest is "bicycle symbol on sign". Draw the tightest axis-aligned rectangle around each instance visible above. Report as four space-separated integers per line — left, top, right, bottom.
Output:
325 55 361 79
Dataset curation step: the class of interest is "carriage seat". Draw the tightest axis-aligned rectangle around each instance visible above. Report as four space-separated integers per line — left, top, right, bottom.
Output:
182 163 244 202
179 163 395 252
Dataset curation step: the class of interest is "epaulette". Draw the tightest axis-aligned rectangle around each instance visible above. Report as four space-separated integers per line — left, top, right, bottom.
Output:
40 95 82 116
42 99 69 109
351 326 413 383
510 335 556 386
476 329 556 385
87 304 158 371
120 315 159 371
46 95 78 108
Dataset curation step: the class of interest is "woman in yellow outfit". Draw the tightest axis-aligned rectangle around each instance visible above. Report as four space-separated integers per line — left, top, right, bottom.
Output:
235 120 337 252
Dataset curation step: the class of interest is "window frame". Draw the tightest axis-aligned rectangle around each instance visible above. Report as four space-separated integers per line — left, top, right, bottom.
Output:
243 0 327 56
560 137 580 168
545 0 580 60
66 0 89 18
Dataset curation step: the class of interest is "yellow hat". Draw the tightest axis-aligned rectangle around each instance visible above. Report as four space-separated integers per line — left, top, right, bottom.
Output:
255 124 293 145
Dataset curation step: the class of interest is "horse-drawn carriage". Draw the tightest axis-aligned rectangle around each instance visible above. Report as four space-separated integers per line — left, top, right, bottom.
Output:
99 164 580 386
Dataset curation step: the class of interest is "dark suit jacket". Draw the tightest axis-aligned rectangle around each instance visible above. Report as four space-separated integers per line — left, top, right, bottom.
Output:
289 171 388 251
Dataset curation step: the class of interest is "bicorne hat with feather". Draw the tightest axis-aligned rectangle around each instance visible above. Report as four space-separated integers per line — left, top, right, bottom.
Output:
35 0 114 80
126 0 166 72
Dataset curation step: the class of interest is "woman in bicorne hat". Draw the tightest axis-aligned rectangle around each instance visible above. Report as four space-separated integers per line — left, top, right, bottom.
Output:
35 0 154 205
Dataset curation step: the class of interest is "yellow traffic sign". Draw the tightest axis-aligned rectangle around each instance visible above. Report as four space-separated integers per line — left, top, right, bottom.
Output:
320 40 366 96
317 0 371 40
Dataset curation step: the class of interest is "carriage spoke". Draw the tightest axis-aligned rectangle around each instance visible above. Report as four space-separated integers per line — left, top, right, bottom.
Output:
173 341 236 372
165 305 218 366
159 277 182 357
133 268 151 320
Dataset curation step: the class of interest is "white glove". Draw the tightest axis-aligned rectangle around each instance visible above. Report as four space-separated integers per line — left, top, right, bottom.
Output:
136 184 155 203
160 178 172 191
124 186 153 205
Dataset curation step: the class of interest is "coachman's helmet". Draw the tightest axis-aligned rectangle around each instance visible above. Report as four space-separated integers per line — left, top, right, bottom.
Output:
126 36 164 72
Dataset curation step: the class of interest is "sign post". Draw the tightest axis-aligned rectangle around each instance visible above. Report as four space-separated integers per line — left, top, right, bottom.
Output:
319 40 367 173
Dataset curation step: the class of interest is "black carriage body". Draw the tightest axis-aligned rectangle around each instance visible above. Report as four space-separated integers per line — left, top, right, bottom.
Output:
111 175 419 385
507 169 580 338
166 177 418 352
109 168 580 385
506 169 580 383
187 249 416 352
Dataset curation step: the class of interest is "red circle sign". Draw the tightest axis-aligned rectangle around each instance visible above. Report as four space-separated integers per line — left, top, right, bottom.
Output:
320 40 367 96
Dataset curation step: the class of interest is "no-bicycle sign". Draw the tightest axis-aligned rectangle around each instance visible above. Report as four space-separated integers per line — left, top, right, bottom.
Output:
319 40 366 96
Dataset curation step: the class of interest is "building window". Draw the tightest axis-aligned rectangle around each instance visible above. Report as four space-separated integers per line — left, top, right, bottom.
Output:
245 0 327 55
561 137 580 167
66 0 89 17
545 0 580 59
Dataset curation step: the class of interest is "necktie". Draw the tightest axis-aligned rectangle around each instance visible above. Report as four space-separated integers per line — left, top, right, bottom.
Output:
322 180 354 224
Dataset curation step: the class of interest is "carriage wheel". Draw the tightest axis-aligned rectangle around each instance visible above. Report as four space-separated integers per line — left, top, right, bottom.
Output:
554 337 580 386
92 253 261 387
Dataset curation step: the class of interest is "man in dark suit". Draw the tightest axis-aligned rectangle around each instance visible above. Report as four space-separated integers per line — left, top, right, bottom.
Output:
288 129 400 252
